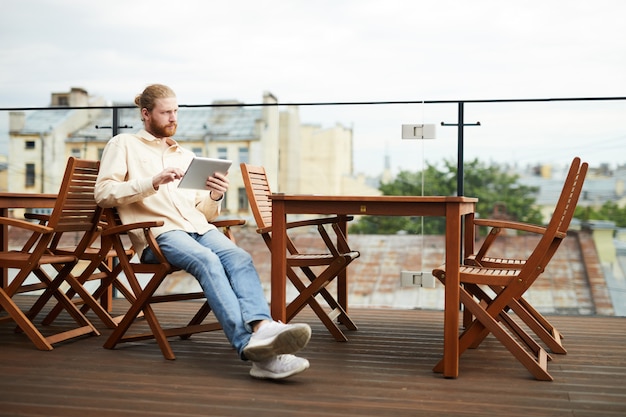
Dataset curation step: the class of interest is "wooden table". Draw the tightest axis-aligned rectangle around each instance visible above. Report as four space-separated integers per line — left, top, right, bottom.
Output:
0 193 58 287
270 194 477 378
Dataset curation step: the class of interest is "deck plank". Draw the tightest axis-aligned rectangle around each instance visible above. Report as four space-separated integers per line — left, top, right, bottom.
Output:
1 297 625 417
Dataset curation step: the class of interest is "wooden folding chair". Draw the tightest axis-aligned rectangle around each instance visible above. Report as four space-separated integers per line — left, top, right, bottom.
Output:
460 158 592 355
23 211 136 329
13 159 132 331
462 220 568 355
240 163 360 342
0 157 106 350
101 207 245 360
432 157 588 380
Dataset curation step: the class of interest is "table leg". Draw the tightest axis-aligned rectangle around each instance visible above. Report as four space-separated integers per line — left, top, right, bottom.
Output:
270 199 288 322
462 212 476 328
1 208 8 288
463 212 475 260
337 216 348 314
442 203 462 378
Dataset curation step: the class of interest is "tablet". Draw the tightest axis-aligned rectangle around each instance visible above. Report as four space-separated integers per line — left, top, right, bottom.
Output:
178 157 232 190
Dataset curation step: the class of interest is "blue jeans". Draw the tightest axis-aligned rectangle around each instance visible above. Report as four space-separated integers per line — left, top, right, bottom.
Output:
141 229 272 359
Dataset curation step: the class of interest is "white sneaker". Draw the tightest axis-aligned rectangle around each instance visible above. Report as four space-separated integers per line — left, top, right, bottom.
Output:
243 321 311 362
250 354 310 380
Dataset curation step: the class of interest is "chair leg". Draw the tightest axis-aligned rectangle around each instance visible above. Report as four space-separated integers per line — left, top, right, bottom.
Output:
477 284 566 354
457 283 492 349
98 260 139 307
72 259 139 326
9 268 100 348
508 298 566 354
286 291 348 342
25 266 100 335
463 289 552 381
456 284 552 360
318 287 358 330
285 263 357 341
42 253 129 329
462 304 474 329
517 296 563 339
103 270 176 360
41 268 119 329
99 257 116 311
461 283 558 357
497 310 553 362
0 289 53 351
300 266 357 330
434 286 553 381
180 301 221 340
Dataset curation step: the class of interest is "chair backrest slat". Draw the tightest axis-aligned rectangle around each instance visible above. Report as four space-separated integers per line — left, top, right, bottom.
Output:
241 164 273 229
509 157 588 290
43 157 102 252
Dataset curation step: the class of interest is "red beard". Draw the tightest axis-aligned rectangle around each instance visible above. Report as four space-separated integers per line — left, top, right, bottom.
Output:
148 120 177 138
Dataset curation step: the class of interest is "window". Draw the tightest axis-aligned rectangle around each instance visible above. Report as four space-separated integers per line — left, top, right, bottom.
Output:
25 141 36 150
192 147 202 156
238 187 249 211
25 163 35 187
217 147 228 160
238 147 249 164
98 148 105 160
71 148 81 158
219 192 228 212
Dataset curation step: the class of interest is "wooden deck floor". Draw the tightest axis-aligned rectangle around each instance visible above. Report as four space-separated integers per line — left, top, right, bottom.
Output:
1 297 625 417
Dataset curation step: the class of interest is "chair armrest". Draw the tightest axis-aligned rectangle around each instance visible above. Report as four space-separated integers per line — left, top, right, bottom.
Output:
102 219 245 239
257 225 272 234
256 215 353 234
287 215 353 230
101 220 165 236
474 218 547 235
211 219 246 243
0 216 54 233
469 219 551 267
23 213 51 223
211 219 246 228
288 218 337 229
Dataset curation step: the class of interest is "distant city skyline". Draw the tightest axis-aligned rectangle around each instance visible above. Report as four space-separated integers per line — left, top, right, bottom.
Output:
2 94 625 177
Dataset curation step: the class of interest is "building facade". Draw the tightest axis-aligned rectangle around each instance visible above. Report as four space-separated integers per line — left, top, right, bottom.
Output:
8 88 106 194
8 87 379 220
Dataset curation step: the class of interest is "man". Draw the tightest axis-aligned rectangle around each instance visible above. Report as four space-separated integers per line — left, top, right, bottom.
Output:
95 84 311 380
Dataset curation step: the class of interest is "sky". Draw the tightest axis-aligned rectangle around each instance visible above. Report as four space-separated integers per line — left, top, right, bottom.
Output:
1 0 625 175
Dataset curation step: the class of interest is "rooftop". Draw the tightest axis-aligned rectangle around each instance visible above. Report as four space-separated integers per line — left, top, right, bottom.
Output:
16 108 74 135
52 105 264 143
158 227 623 317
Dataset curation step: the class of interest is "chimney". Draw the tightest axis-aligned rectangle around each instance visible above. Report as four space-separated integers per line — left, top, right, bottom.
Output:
9 111 25 133
50 87 89 107
69 87 89 107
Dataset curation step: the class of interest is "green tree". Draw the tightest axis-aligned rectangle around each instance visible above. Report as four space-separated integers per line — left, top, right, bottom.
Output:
350 158 544 234
575 201 626 227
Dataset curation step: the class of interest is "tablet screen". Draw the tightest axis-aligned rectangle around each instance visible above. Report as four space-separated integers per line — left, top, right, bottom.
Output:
178 157 232 189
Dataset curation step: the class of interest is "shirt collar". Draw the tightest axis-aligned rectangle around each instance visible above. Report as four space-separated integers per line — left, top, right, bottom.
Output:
137 129 182 151
138 129 161 142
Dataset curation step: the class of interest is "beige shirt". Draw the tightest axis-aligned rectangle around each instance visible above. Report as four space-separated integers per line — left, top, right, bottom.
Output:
95 129 221 258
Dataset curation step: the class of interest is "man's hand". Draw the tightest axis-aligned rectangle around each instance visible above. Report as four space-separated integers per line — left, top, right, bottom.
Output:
206 172 229 201
152 167 185 190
